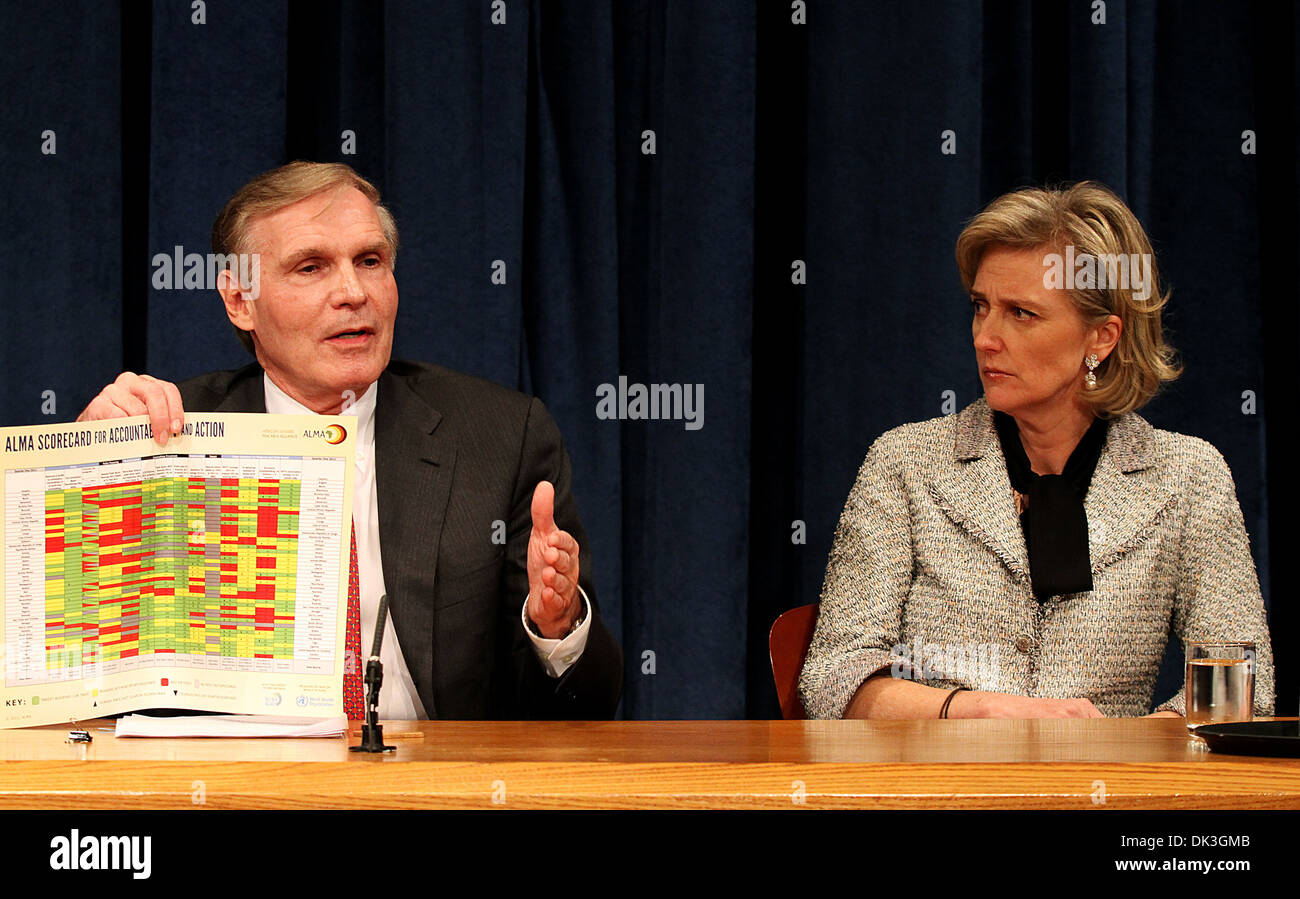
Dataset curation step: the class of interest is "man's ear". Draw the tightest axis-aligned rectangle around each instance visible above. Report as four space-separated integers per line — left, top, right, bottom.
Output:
217 268 256 334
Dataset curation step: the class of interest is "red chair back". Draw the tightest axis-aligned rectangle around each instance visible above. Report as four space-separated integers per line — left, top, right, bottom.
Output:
768 603 820 720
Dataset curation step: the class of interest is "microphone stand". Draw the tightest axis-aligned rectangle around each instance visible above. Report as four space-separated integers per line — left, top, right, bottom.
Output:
350 593 395 753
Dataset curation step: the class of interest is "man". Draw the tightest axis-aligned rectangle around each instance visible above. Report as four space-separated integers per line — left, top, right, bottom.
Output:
77 162 622 719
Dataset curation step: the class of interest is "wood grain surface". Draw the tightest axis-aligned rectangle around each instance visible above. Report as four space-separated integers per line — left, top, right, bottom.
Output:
1 718 1296 809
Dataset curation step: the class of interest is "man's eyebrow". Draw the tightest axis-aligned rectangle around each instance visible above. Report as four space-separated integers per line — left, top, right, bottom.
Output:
282 247 328 268
280 243 391 268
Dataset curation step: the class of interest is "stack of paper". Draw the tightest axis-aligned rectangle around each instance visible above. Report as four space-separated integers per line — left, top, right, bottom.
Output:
114 715 347 738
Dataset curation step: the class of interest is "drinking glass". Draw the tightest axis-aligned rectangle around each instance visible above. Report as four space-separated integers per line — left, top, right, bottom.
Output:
1185 641 1254 731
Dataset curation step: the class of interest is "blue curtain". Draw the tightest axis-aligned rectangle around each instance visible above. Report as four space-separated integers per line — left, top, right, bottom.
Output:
2 0 1294 717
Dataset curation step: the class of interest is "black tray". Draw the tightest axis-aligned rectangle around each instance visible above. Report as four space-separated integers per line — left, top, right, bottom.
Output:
1195 720 1300 757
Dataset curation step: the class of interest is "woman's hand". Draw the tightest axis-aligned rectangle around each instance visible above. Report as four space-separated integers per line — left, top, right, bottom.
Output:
952 691 1104 718
844 676 1109 719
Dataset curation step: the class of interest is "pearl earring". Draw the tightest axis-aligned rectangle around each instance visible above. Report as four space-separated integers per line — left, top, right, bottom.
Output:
1084 354 1100 389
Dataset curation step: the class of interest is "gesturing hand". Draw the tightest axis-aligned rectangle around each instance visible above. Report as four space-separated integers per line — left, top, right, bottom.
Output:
526 480 583 639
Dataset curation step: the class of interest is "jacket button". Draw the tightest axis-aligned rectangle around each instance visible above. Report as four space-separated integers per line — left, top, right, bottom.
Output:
1015 635 1033 654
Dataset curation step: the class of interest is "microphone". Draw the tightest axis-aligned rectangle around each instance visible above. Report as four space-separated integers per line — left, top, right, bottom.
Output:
350 593 395 753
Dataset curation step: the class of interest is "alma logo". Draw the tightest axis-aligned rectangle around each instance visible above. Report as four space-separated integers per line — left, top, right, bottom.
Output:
302 424 347 444
49 830 151 880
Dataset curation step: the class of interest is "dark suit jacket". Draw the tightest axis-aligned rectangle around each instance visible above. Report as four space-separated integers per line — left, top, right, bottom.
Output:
178 359 623 719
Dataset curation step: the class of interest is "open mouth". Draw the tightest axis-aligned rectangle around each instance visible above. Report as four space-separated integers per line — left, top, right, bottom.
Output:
326 328 373 342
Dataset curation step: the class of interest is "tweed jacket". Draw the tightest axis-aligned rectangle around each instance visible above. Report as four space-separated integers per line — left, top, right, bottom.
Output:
799 398 1275 719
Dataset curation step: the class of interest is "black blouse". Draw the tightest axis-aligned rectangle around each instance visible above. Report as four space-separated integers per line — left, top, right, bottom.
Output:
993 411 1109 601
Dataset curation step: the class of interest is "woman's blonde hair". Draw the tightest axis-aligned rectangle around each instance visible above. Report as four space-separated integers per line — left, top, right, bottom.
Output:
211 161 399 354
955 182 1180 416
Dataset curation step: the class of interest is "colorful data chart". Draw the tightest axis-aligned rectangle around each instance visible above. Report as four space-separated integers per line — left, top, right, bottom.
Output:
43 475 301 669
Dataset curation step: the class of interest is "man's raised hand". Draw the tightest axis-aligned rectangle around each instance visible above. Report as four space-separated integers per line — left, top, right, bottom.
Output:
77 372 185 446
526 480 582 639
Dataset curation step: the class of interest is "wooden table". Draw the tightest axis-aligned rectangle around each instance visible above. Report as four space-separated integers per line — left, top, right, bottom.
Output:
1 718 1297 809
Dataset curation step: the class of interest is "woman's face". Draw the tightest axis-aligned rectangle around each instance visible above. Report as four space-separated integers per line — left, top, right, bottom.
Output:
970 245 1106 424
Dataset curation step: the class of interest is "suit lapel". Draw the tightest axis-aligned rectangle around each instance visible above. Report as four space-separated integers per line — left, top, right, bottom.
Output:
211 365 267 413
373 368 455 719
931 401 1031 586
1084 413 1176 573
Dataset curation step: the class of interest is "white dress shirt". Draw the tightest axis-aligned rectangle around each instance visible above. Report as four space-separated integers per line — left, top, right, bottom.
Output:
263 373 590 719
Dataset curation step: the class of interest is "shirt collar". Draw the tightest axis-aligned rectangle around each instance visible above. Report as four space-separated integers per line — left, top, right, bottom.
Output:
262 372 378 448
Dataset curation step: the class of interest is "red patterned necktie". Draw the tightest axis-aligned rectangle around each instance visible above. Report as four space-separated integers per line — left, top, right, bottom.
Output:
343 522 364 720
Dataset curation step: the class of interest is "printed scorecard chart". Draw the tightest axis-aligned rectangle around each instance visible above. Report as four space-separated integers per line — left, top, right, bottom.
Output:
0 413 354 727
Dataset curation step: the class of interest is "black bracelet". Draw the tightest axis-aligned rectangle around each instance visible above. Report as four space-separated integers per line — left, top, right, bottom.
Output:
939 687 969 719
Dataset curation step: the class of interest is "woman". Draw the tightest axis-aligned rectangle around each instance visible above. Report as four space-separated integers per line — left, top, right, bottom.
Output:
798 183 1275 720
